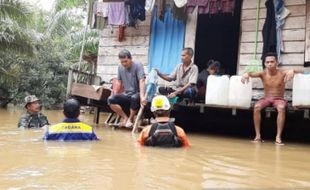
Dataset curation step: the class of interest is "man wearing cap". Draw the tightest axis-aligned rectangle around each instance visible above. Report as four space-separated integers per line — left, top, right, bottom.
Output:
156 47 199 102
138 95 189 147
18 95 49 128
43 98 98 141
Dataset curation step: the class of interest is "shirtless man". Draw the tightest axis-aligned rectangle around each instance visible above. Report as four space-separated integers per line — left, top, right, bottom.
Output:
241 52 299 145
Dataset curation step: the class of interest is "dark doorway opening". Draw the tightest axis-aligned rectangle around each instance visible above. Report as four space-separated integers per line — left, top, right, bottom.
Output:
194 0 243 75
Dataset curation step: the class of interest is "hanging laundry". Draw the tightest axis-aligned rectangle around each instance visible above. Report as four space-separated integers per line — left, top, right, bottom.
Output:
97 1 109 17
156 0 166 21
88 0 97 28
209 0 221 14
145 0 155 13
149 7 186 74
108 1 126 25
273 0 290 64
220 0 235 14
186 0 210 15
87 0 97 27
118 25 126 41
172 2 187 22
96 1 109 30
186 0 235 15
261 0 277 66
174 0 188 8
125 0 146 27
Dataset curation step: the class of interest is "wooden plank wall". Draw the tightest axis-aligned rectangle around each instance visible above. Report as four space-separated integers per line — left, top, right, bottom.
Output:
305 0 310 63
97 14 151 82
238 0 307 80
184 7 198 52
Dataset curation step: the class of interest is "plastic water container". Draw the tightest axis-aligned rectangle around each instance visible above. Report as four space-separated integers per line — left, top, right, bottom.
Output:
228 76 252 108
205 75 230 106
292 74 310 106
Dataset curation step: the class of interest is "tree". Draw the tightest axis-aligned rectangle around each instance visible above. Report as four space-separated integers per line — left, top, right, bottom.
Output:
0 0 99 108
0 0 35 55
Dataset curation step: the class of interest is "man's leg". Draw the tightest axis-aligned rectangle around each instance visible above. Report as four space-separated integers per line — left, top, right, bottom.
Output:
158 87 175 96
127 93 140 126
181 87 197 102
275 106 286 144
274 98 287 145
108 94 130 125
252 98 269 142
253 104 263 141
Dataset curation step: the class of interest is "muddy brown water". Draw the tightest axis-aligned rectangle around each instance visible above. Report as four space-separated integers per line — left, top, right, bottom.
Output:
1 108 310 189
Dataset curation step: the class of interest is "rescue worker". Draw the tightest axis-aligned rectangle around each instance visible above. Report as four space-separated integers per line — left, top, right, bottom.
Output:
138 95 189 147
18 95 49 128
43 98 98 141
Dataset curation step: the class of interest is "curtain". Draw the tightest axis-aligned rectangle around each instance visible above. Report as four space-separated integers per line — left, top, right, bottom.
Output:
148 6 186 74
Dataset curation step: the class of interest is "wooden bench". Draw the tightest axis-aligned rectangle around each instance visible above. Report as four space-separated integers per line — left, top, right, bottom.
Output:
172 88 310 119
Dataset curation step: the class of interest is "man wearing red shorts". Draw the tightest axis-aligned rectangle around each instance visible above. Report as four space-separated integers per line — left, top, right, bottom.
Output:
241 52 301 145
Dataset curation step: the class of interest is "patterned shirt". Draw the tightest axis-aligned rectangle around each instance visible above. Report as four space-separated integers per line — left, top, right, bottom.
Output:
169 63 199 87
18 112 49 128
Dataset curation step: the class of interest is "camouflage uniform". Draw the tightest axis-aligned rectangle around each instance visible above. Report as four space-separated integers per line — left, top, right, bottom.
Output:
18 95 49 128
18 112 49 128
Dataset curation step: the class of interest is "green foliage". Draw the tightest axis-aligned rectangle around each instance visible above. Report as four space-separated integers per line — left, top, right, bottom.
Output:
54 0 86 12
0 0 99 108
0 0 35 55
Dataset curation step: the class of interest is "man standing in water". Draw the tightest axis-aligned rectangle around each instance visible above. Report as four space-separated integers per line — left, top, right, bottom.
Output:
156 47 199 102
108 49 146 128
18 95 49 128
138 95 189 147
43 98 98 140
241 52 300 145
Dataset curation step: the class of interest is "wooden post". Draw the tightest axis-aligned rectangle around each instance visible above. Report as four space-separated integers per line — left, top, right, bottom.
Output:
66 69 73 98
93 107 100 124
184 7 198 59
305 0 310 63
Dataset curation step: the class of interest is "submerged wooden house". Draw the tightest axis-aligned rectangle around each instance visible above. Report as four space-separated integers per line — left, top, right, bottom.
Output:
96 0 310 85
69 0 310 131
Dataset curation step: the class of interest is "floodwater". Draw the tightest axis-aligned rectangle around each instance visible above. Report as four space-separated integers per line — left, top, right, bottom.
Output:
1 108 310 190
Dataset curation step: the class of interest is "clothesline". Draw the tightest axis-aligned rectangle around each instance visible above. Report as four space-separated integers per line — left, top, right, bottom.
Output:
88 0 236 30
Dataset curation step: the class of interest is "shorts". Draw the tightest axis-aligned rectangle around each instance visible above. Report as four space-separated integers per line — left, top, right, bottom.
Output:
107 93 140 111
255 97 287 108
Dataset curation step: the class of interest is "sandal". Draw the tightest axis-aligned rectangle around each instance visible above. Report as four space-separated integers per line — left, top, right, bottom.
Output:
251 138 264 143
275 141 285 146
124 120 133 128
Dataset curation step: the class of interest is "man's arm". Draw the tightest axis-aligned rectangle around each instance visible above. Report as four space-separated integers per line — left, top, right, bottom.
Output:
137 126 151 145
112 79 122 95
241 71 264 83
176 126 189 147
170 83 192 98
112 66 123 95
155 69 173 82
283 68 304 82
18 115 30 128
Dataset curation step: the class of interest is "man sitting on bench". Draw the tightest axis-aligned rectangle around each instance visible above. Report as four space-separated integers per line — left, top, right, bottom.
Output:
155 47 199 103
241 52 301 145
108 49 146 128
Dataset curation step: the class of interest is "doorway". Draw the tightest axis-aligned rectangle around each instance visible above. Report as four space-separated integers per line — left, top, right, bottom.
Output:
194 0 243 75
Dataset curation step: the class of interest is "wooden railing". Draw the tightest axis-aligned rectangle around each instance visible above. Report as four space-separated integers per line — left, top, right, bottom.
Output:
66 68 102 98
